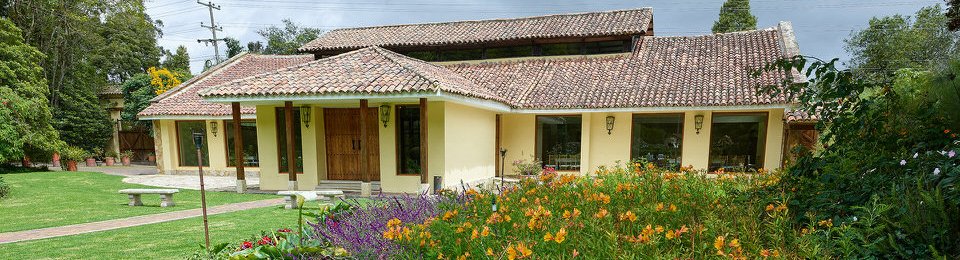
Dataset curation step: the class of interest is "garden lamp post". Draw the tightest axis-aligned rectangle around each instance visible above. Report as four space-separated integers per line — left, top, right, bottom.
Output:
499 148 507 187
192 131 211 251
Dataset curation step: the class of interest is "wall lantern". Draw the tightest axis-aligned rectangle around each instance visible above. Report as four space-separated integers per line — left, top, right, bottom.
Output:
695 114 705 134
605 115 615 135
300 105 312 128
208 121 218 137
379 104 391 128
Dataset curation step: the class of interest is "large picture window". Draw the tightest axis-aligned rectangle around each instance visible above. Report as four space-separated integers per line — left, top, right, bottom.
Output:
226 120 259 167
395 106 421 175
709 113 768 171
536 116 582 171
631 114 683 169
276 108 303 173
176 121 209 167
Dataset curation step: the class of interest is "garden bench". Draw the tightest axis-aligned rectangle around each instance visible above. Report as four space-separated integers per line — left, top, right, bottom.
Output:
278 190 345 209
118 188 179 207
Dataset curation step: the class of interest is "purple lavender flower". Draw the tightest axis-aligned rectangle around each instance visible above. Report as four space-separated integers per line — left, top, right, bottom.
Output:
949 150 956 158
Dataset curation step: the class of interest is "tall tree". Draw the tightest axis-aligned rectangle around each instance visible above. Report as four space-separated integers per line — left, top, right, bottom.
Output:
0 18 61 162
845 5 959 82
256 19 321 55
247 41 264 54
948 0 959 31
224 37 244 58
161 45 191 75
712 0 758 33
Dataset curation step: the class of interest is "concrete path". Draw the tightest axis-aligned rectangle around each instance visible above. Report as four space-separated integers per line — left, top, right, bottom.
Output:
122 174 261 191
0 198 285 244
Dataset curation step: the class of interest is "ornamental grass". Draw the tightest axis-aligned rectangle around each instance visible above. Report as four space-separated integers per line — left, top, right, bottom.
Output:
389 164 813 259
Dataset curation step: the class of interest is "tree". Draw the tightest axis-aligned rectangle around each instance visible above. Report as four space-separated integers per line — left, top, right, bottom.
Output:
122 67 189 127
712 0 757 33
224 37 244 58
845 5 959 82
256 19 321 55
948 0 959 31
161 45 191 75
247 41 264 54
0 18 61 162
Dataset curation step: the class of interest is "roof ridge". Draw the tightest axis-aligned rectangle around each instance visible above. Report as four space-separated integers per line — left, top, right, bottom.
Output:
372 46 467 93
325 8 653 32
151 52 251 102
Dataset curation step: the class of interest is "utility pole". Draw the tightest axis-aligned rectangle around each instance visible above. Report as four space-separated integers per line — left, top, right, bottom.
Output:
196 1 224 64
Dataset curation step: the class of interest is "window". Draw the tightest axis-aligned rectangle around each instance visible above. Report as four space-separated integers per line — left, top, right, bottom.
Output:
540 43 581 56
709 114 768 171
276 108 303 173
485 45 533 59
402 51 438 61
536 116 582 171
395 106 421 174
631 114 683 169
226 120 259 167
176 121 209 167
582 40 630 54
439 49 484 61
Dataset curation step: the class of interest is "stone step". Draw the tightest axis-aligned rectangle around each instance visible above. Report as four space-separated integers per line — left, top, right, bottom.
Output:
316 180 381 193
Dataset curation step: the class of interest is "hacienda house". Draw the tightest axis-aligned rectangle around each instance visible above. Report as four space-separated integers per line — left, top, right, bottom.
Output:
139 8 815 194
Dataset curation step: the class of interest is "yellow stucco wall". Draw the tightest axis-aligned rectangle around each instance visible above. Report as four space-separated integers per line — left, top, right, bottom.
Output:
500 114 536 175
442 102 497 188
256 106 283 190
586 112 633 171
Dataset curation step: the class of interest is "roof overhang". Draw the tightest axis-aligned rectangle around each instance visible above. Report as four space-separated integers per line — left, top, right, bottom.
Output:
138 114 257 121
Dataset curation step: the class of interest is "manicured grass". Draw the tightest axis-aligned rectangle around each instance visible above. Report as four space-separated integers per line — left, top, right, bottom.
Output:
0 171 275 233
0 206 304 259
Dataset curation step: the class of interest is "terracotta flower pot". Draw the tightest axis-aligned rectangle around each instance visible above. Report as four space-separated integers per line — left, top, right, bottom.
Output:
147 155 156 163
85 158 96 167
66 160 78 171
52 153 61 168
105 157 115 166
121 156 131 166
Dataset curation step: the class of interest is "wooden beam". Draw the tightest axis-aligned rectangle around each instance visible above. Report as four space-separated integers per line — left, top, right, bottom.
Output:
231 102 245 181
419 98 428 184
359 99 369 183
284 101 297 181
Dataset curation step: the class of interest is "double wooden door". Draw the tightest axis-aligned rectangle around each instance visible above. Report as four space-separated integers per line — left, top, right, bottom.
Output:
323 108 380 181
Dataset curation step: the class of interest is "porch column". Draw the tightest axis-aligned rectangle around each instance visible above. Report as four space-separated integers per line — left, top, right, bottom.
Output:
419 98 429 193
232 102 247 193
359 99 372 197
284 101 298 190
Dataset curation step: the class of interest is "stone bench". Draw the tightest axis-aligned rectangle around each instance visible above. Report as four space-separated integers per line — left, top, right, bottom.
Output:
278 190 345 209
119 189 179 207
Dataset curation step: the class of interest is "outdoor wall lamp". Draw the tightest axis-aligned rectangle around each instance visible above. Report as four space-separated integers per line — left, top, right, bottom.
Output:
605 115 615 135
208 121 218 137
695 114 705 134
300 105 312 128
379 104 391 128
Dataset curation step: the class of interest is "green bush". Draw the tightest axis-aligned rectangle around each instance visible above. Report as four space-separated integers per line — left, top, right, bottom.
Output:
0 176 9 199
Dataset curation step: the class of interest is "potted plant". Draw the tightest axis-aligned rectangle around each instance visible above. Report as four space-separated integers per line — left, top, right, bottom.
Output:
62 146 86 172
104 150 118 166
85 148 101 167
51 152 61 168
21 156 31 168
146 152 156 164
120 150 134 166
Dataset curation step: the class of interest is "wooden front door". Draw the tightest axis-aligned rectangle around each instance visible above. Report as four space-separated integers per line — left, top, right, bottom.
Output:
323 108 380 181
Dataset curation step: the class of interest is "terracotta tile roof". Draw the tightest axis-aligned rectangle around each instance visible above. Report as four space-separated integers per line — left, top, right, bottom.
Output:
138 53 313 118
100 85 122 96
299 8 653 52
447 23 799 109
785 109 819 123
200 47 506 102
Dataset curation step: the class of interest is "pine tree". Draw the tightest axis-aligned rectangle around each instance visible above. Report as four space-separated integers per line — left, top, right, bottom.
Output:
161 45 191 75
712 0 758 33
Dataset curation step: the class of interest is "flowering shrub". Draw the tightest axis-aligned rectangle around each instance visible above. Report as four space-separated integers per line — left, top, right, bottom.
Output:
228 228 348 259
389 164 817 259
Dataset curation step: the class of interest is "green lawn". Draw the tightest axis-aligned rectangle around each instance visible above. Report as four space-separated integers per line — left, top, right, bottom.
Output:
0 171 275 233
0 206 305 259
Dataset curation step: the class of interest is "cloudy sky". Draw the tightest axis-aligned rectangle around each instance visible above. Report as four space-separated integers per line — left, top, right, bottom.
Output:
144 0 945 74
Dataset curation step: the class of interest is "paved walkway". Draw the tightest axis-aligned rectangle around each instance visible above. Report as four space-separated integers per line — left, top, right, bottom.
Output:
0 198 285 244
123 174 261 191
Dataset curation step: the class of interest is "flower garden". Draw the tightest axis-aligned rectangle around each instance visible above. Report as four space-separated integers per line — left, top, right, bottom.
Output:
221 163 830 259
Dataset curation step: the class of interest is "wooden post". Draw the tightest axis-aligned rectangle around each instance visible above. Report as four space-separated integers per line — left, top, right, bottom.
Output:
419 98 428 184
359 99 369 183
232 102 246 193
284 101 297 186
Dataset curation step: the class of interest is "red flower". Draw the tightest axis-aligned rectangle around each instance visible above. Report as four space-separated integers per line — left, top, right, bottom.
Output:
946 129 952 134
240 241 253 250
277 228 292 233
257 236 273 245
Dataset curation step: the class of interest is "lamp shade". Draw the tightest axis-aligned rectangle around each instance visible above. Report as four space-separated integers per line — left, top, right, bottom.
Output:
300 105 312 128
605 115 615 135
379 105 391 127
208 121 218 137
695 115 705 134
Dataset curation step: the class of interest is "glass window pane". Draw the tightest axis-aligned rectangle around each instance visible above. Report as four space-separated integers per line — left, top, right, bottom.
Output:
439 49 484 61
396 106 421 174
709 114 767 171
631 114 683 169
541 43 581 56
176 121 209 167
536 116 582 171
226 120 259 167
485 46 533 59
276 108 303 173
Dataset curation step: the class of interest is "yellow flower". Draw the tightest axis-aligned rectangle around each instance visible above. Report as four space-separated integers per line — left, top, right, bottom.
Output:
655 225 664 233
714 236 725 251
619 211 637 222
642 224 654 236
520 197 528 203
443 210 458 221
516 242 533 258
669 204 677 212
760 249 771 257
562 210 571 219
554 228 567 243
646 163 656 170
486 248 494 256
507 246 517 260
572 208 581 218
728 238 741 248
437 252 444 259
543 232 553 241
818 219 833 228
387 218 401 227
765 204 775 212
665 231 675 240
595 208 609 219
481 226 490 237
656 203 664 212
471 228 479 240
